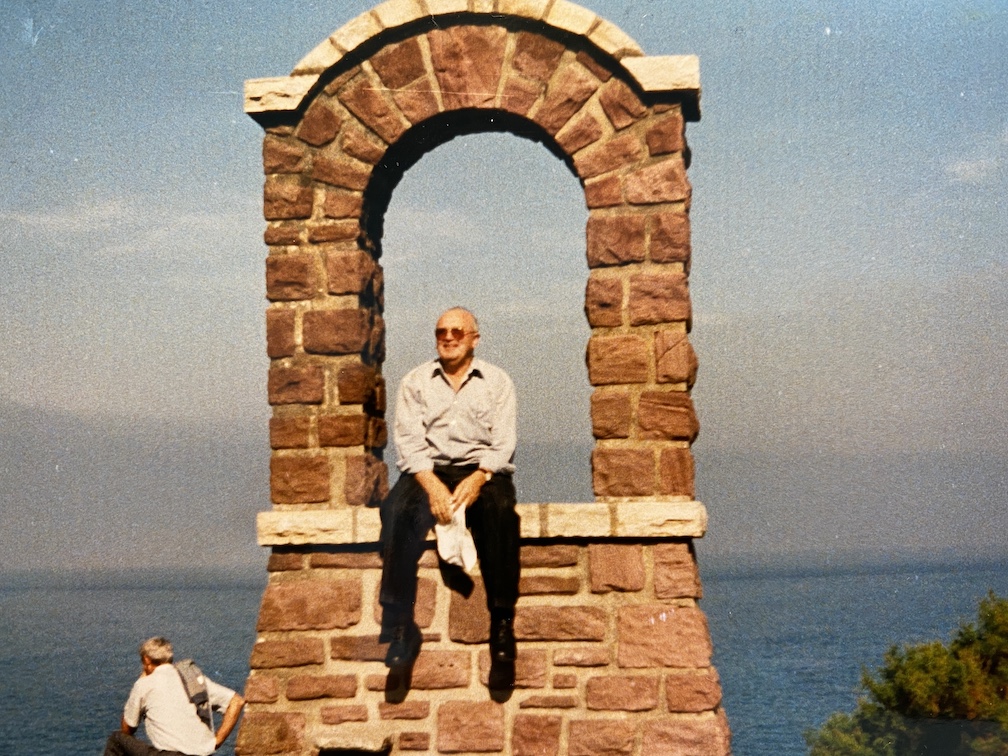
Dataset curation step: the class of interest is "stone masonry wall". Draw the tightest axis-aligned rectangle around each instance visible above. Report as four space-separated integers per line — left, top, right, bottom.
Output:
240 2 725 754
238 540 728 755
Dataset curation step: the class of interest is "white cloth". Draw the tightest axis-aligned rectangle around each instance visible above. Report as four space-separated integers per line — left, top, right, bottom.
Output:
434 505 478 571
123 663 235 756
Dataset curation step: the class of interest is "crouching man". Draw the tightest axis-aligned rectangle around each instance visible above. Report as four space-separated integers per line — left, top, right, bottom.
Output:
104 636 245 756
380 307 520 667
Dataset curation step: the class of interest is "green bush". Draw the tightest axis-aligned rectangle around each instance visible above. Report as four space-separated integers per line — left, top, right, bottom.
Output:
805 592 1008 755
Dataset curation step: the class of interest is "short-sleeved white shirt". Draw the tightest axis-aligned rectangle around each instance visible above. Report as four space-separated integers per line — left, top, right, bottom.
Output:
123 663 235 756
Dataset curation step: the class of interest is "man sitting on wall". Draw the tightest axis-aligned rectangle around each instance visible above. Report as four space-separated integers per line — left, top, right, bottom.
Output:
380 306 520 667
103 636 245 756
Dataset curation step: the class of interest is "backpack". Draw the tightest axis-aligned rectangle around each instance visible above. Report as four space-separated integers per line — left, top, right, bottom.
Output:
174 659 214 732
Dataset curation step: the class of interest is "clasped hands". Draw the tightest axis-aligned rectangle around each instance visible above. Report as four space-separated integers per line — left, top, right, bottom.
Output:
416 470 485 525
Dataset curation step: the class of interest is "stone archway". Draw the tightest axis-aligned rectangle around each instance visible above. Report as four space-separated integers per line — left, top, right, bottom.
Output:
239 3 728 754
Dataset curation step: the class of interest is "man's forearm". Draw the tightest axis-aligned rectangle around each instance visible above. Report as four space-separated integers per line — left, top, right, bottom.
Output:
214 693 245 748
119 717 136 736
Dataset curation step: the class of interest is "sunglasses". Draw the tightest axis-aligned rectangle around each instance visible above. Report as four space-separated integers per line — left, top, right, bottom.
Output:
435 327 475 341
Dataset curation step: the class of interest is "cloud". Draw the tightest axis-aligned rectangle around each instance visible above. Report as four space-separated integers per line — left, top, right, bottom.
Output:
944 126 1007 185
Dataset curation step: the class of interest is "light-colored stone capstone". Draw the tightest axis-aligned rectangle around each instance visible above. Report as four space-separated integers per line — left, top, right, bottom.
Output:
623 54 701 93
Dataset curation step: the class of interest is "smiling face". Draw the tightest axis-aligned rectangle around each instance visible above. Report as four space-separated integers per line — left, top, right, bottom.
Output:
435 308 480 373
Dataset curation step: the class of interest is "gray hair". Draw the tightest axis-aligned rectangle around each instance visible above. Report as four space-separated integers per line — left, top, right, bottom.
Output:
139 636 174 665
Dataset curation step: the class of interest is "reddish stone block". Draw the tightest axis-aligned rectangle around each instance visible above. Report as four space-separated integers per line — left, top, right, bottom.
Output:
266 551 304 571
263 176 314 220
325 249 375 295
317 413 367 447
392 80 441 124
651 210 691 266
263 135 307 174
586 214 646 267
307 220 359 244
269 453 331 504
302 309 370 355
295 100 343 147
515 606 607 641
367 417 387 450
437 701 505 753
249 638 325 669
553 673 577 688
628 272 691 326
574 132 643 179
519 574 580 595
379 701 431 720
655 330 698 386
370 37 427 90
641 713 731 755
267 365 325 405
478 648 547 688
312 550 382 569
322 189 364 219
617 604 713 668
590 391 631 439
257 577 362 631
336 363 376 404
264 223 300 246
575 51 613 83
399 732 431 751
520 544 579 567
243 674 279 703
666 669 723 712
534 64 600 134
625 156 691 205
658 446 696 498
269 416 311 449
556 112 604 155
235 712 305 754
449 579 490 643
265 309 296 358
428 25 508 110
499 75 542 117
286 673 357 700
312 153 371 191
553 647 610 667
584 175 623 208
513 714 562 756
320 704 368 724
338 75 407 144
638 391 700 442
589 543 645 592
646 111 686 156
519 695 579 709
344 453 388 507
340 124 385 164
586 674 659 711
586 335 649 386
654 542 702 599
598 78 647 130
568 719 635 755
512 32 565 83
330 634 387 662
591 447 655 497
584 276 623 327
266 254 317 301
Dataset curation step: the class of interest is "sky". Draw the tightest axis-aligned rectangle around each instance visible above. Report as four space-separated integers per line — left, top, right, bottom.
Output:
0 0 1005 573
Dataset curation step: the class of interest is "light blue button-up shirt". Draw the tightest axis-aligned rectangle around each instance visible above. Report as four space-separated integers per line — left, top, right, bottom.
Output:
394 357 517 474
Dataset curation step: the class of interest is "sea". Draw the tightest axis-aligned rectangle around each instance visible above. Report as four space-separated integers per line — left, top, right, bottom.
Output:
2 558 1007 755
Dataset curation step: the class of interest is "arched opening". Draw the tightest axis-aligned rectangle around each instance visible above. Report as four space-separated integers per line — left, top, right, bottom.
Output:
378 129 592 502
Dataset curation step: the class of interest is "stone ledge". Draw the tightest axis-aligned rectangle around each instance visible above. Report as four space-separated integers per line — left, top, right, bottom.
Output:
257 500 707 546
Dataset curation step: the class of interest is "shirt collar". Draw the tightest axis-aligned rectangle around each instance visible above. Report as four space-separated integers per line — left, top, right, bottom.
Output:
430 358 485 382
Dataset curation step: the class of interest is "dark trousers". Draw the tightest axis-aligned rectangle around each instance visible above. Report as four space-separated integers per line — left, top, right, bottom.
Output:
103 732 189 756
380 466 520 621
